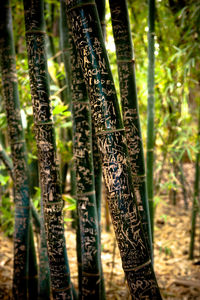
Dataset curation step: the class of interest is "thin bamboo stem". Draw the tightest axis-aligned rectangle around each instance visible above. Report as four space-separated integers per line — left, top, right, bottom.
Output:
189 101 200 259
147 0 155 242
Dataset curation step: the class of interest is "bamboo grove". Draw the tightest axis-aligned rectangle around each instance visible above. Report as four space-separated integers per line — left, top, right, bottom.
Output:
0 0 199 299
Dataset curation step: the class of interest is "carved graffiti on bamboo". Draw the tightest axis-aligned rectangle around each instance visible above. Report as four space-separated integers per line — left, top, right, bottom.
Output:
69 10 120 133
97 131 149 268
26 34 51 123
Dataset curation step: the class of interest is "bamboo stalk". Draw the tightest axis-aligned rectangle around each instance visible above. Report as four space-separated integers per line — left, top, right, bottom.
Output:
67 15 101 300
109 0 153 258
189 101 200 259
23 0 73 298
0 2 31 298
147 0 155 241
66 1 162 298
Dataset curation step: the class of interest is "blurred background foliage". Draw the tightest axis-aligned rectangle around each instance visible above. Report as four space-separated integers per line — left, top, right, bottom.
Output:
0 0 199 236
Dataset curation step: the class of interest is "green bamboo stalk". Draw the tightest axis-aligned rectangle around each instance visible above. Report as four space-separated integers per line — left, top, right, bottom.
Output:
109 0 153 258
0 2 31 298
189 101 200 259
66 1 162 298
23 0 73 298
147 0 155 241
68 20 101 300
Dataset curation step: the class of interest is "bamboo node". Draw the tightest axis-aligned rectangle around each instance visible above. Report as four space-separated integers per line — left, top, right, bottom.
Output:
124 260 151 272
76 190 96 197
96 128 125 136
82 271 100 277
117 58 135 63
25 30 46 35
66 2 96 13
9 140 25 145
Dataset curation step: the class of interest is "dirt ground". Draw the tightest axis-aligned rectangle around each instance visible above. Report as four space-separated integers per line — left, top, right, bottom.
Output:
0 179 200 299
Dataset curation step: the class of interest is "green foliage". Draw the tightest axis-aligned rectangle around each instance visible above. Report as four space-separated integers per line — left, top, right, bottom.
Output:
32 187 41 211
63 195 76 211
0 195 14 237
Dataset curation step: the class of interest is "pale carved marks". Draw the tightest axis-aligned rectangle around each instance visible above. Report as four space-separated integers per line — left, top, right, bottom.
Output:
24 7 72 295
13 206 30 297
35 123 61 204
69 27 101 297
72 102 94 193
68 5 122 133
97 130 149 269
23 0 45 32
109 2 133 60
77 193 99 268
125 262 160 299
77 193 100 297
0 5 31 297
66 1 161 298
118 62 144 175
26 33 52 123
44 203 71 290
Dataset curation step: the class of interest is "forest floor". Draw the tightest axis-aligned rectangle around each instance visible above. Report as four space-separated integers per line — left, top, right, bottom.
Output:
0 165 200 299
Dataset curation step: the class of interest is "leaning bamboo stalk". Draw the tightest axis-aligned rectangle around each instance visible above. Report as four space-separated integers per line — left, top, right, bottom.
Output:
66 1 162 298
23 0 73 298
0 1 31 298
147 0 155 240
109 0 152 257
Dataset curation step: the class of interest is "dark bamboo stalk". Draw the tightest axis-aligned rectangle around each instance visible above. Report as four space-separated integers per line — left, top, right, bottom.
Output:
109 0 153 258
67 18 101 300
147 0 155 241
93 0 105 231
38 203 50 300
189 101 200 259
66 1 162 298
0 2 31 298
28 221 38 300
23 0 73 298
94 2 106 298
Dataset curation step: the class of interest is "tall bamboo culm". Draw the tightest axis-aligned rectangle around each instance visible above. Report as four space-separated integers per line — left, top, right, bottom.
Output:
23 0 73 298
109 0 153 258
61 4 102 298
189 101 200 259
66 1 162 298
147 0 155 241
0 1 31 298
